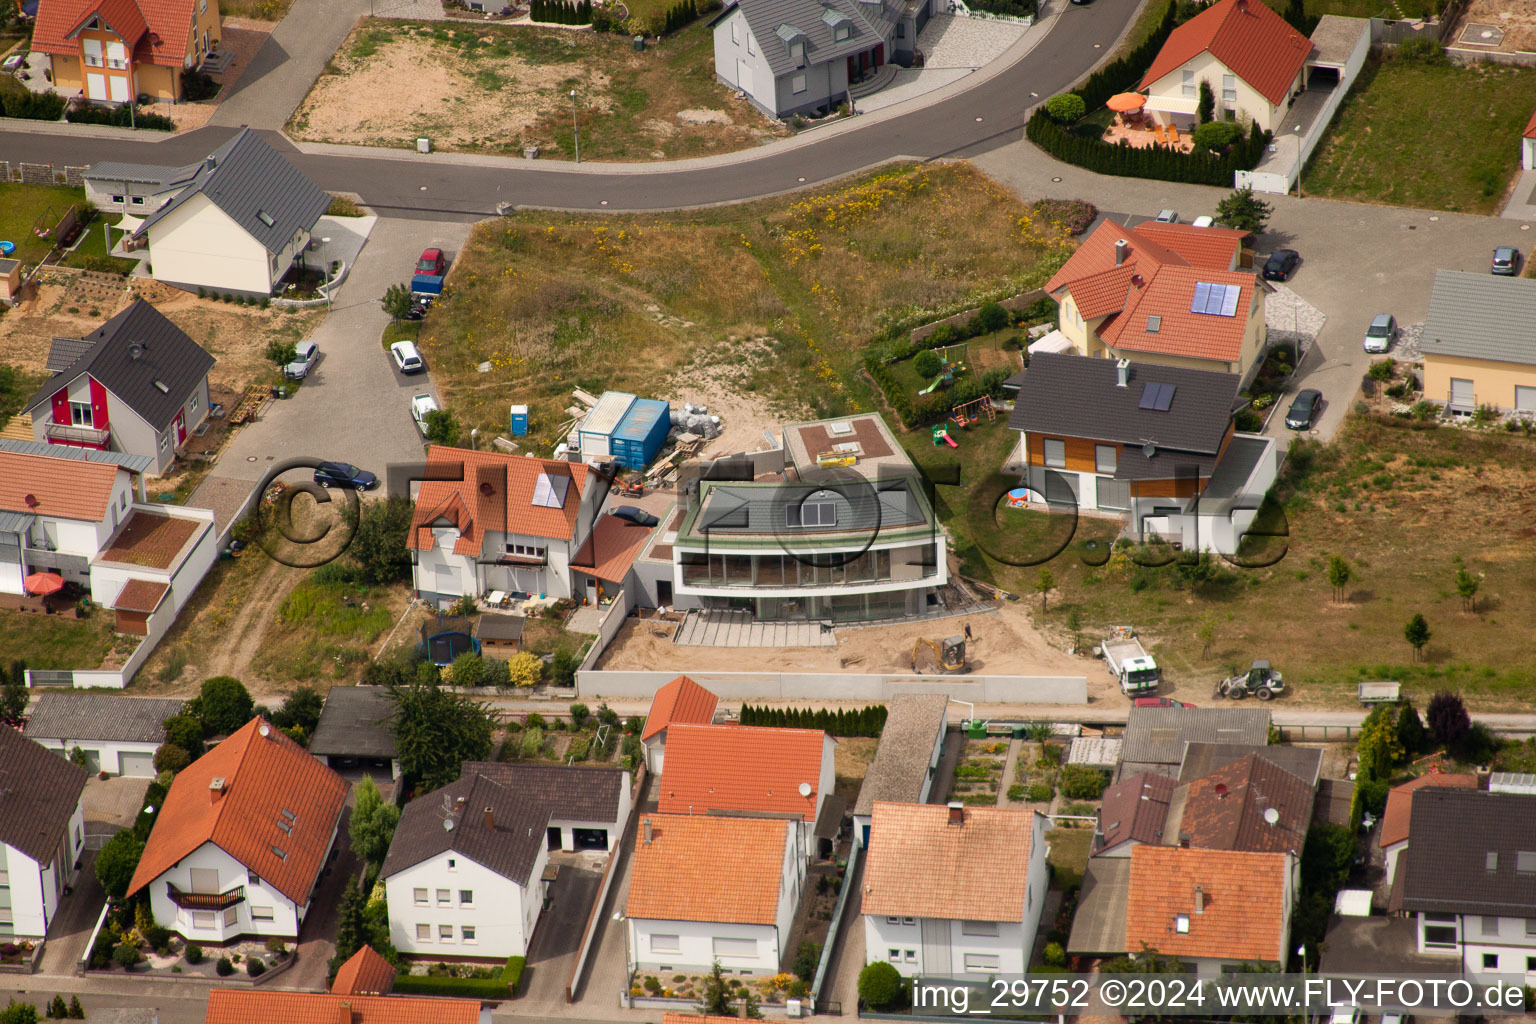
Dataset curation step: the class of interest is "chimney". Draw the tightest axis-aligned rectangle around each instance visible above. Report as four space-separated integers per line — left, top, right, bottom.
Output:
643 818 654 844
1179 831 1192 847
1116 358 1131 388
209 777 226 804
1114 239 1129 267
336 1002 352 1024
483 806 494 831
947 802 965 827
1194 884 1205 914
205 155 217 172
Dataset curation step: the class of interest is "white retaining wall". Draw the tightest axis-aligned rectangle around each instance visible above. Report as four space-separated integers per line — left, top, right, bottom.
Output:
577 670 1087 703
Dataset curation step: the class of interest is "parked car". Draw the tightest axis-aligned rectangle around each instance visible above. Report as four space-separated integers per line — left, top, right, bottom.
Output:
284 340 318 379
610 505 660 527
1133 697 1195 708
1191 215 1214 228
416 247 446 277
1155 209 1179 223
1262 249 1300 281
1363 313 1396 353
1492 246 1520 276
391 340 425 374
411 393 440 436
1285 388 1321 430
313 462 378 490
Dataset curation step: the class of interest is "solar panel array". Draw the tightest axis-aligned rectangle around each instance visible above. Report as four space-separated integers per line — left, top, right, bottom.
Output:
1190 281 1241 317
1138 382 1177 411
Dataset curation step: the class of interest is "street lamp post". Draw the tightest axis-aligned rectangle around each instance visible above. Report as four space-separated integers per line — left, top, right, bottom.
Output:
1297 944 1308 1024
1293 124 1303 198
570 89 580 164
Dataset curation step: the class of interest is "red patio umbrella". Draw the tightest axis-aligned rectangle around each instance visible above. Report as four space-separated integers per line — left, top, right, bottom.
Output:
1106 92 1147 112
23 572 65 597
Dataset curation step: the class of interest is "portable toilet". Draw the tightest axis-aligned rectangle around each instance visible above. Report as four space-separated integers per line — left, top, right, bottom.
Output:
510 404 529 437
611 398 671 471
576 392 636 459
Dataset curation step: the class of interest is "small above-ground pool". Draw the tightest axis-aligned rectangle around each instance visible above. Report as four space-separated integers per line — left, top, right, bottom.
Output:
1007 487 1046 508
0 241 15 256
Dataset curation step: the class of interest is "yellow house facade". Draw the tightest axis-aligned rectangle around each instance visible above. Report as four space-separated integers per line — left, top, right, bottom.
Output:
34 0 221 103
1142 51 1303 134
1420 269 1536 416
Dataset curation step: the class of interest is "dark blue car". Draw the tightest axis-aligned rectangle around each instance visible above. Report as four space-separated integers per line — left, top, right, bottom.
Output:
313 462 378 490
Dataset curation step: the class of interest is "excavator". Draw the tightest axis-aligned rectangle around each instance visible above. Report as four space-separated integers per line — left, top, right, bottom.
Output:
910 635 969 674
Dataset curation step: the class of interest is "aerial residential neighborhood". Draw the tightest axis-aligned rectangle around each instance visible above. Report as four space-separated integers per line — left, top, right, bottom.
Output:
3 0 1536 1015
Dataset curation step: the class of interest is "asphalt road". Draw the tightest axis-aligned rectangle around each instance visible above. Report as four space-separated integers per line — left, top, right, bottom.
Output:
0 0 1139 214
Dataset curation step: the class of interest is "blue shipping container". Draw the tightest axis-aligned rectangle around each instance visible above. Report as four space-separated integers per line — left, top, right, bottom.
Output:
610 398 671 471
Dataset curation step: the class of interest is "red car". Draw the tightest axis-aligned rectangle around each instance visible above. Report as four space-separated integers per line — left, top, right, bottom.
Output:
415 248 446 276
1134 697 1196 708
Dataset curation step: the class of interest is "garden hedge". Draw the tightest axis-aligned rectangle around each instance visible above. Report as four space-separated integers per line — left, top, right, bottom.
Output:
64 100 175 131
0 90 67 121
740 704 888 736
393 972 516 998
1027 110 1270 187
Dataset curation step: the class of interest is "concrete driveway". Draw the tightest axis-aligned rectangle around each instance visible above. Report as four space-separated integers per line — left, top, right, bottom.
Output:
191 215 474 526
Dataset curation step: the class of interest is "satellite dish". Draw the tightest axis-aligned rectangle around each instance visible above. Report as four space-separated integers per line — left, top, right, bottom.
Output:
443 817 455 832
1263 807 1280 826
258 724 270 738
798 782 813 798
1142 442 1157 459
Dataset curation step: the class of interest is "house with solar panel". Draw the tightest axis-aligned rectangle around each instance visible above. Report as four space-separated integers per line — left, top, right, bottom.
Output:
1008 353 1278 554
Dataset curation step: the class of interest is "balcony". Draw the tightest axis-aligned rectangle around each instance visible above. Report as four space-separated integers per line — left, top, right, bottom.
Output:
45 422 110 447
166 883 246 911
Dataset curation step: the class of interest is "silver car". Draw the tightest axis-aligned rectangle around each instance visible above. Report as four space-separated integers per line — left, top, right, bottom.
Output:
284 340 318 379
1363 314 1395 353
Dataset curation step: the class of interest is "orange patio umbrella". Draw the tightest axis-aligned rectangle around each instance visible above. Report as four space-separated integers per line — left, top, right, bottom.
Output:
1106 93 1147 112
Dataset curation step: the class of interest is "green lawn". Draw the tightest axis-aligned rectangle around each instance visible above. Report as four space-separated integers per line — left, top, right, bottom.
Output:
249 578 397 682
1258 0 1439 16
0 182 82 267
0 608 114 672
58 226 141 275
1302 55 1536 214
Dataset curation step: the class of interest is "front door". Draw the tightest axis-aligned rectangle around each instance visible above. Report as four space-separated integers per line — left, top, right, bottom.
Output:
874 43 884 66
735 58 753 94
174 409 186 445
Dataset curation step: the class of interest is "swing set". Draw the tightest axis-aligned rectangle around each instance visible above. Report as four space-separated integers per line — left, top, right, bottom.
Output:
948 395 996 430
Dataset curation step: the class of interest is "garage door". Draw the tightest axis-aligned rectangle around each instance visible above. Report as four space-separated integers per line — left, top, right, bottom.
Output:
572 828 609 851
120 750 156 777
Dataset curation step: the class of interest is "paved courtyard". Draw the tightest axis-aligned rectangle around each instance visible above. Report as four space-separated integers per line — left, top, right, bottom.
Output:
674 609 836 647
919 13 1030 68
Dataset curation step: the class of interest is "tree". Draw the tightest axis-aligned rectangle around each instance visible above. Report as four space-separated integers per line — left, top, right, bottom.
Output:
1426 690 1470 748
387 681 498 791
1326 554 1351 602
1191 119 1242 153
1197 78 1215 123
1175 551 1216 587
67 997 83 1020
349 775 400 866
381 282 414 322
95 830 145 899
198 676 254 735
330 879 367 973
0 679 26 727
977 301 1010 333
1454 566 1479 612
0 1001 39 1024
858 961 905 1011
1197 613 1217 658
1035 566 1056 612
350 496 415 585
700 960 733 1015
913 349 943 379
1215 187 1274 234
506 650 543 689
1395 699 1426 757
162 713 205 758
423 408 461 446
265 338 298 368
270 685 324 736
1403 613 1431 662
153 743 191 774
1356 703 1403 782
1044 93 1085 124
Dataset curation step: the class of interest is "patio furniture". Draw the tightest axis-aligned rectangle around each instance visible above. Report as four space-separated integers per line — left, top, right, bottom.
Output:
1169 124 1181 145
1154 124 1168 144
486 589 508 608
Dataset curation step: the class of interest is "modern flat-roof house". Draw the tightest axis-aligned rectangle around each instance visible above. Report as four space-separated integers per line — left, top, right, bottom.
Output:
863 802 1050 979
1138 0 1311 133
640 676 720 774
128 718 348 943
627 813 804 977
657 723 836 854
307 686 400 782
1118 706 1271 780
1042 219 1268 383
409 446 604 607
24 693 182 776
852 693 948 848
1009 353 1277 555
31 0 222 104
382 762 630 960
86 129 331 299
1378 773 1478 888
672 413 947 623
0 727 88 939
710 0 927 119
1390 787 1536 982
1420 270 1536 416
23 301 215 475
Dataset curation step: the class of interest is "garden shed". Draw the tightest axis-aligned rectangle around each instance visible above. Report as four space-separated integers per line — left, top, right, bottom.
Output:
576 391 637 458
475 613 525 653
611 398 671 470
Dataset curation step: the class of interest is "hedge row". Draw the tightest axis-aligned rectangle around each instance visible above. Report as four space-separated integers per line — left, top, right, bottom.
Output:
1026 110 1270 187
740 704 888 737
660 0 699 33
1075 0 1178 111
64 101 175 131
529 0 592 22
0 89 67 121
391 957 524 999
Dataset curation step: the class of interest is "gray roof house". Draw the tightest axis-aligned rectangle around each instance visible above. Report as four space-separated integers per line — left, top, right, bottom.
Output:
852 693 948 847
308 686 401 781
23 300 215 474
1117 706 1271 780
24 693 183 777
0 726 89 937
89 128 331 298
1008 353 1279 556
1421 269 1536 413
710 0 929 118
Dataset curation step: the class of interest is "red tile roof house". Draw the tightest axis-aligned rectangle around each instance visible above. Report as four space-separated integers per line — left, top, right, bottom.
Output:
1043 219 1269 385
31 0 223 104
23 300 215 476
626 814 805 978
1523 106 1536 172
0 441 217 651
128 718 348 943
1138 0 1312 134
640 676 720 773
409 445 607 608
656 723 837 857
862 802 1050 978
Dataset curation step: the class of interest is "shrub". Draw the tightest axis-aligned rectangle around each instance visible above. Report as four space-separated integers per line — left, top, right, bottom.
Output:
216 957 234 976
246 957 265 977
265 937 287 956
1427 690 1470 747
569 702 591 728
913 349 943 379
507 650 542 688
143 924 171 950
858 961 905 1010
793 940 821 981
1235 409 1264 432
1191 120 1243 152
180 69 219 101
1044 93 1085 124
548 649 578 689
0 89 67 121
153 743 191 775
1059 764 1110 799
449 651 488 688
1368 359 1394 382
1031 199 1097 236
1396 37 1445 63
1025 782 1054 802
68 997 83 1020
504 955 526 993
1044 941 1067 966
1007 784 1027 800
519 726 545 759
185 944 204 964
112 942 141 970
64 99 175 130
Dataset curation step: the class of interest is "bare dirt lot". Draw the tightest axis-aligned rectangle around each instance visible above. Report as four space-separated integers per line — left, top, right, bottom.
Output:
1453 0 1536 53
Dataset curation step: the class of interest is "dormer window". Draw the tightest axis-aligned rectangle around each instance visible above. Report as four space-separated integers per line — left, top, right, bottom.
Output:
790 40 805 64
834 22 851 40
